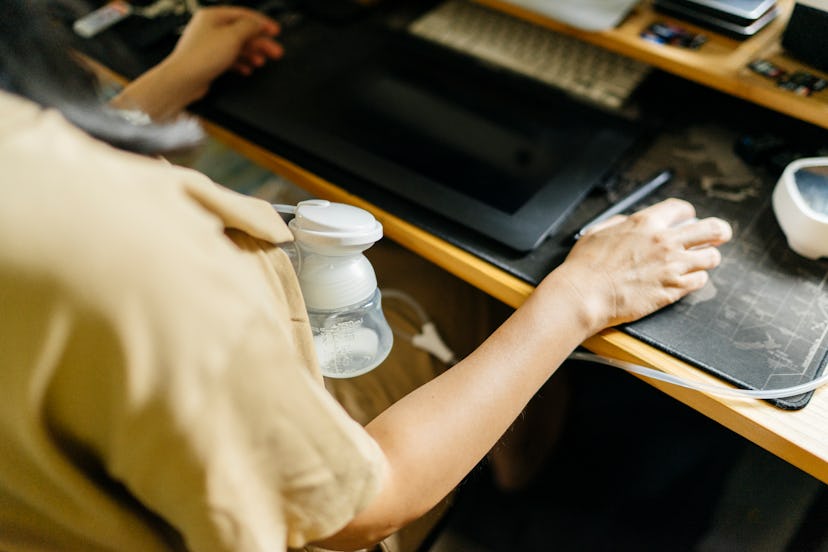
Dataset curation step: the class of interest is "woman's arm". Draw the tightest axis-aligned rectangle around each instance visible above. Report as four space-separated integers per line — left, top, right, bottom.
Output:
109 6 282 121
317 198 733 550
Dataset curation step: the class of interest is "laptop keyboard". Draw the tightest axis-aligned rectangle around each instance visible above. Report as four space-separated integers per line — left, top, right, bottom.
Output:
408 0 653 109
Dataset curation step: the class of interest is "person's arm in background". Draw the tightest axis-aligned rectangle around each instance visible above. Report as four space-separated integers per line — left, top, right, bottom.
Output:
109 6 282 121
317 199 733 550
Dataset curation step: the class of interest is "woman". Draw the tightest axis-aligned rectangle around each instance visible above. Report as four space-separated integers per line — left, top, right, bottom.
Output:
0 2 732 551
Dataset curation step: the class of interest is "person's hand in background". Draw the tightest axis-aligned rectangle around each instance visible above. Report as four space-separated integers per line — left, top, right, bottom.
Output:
111 6 283 121
170 6 283 80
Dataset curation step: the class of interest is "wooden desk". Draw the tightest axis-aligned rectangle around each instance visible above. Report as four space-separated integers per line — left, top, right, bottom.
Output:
83 0 828 485
203 119 828 486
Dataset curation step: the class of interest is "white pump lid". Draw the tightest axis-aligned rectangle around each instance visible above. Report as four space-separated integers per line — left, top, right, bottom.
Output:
289 200 384 310
289 200 382 254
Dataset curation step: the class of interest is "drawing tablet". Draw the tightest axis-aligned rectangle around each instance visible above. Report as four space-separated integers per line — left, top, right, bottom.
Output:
206 19 642 251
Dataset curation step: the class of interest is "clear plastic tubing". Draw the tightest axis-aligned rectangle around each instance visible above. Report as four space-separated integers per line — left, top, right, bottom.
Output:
569 351 828 400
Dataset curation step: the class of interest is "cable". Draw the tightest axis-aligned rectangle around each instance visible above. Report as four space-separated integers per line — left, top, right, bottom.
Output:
381 288 458 365
377 287 828 397
381 289 430 328
569 350 828 400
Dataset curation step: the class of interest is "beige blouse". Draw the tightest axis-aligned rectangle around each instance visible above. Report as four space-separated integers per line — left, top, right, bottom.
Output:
0 90 384 552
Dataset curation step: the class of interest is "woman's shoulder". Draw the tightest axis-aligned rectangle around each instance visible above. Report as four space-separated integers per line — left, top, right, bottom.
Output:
0 91 273 330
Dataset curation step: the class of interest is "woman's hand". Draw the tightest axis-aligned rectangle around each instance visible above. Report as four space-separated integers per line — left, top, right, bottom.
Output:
110 6 282 121
167 6 283 86
547 198 732 334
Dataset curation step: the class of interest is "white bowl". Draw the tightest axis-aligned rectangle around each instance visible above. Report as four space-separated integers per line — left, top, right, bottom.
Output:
772 157 828 260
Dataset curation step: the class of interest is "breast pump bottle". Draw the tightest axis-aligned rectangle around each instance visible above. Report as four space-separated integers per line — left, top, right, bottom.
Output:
287 200 393 378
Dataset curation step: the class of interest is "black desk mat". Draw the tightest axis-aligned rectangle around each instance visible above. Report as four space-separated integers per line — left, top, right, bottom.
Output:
611 122 828 410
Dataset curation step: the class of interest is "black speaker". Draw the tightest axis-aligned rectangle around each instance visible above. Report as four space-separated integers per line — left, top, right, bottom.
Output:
782 2 828 73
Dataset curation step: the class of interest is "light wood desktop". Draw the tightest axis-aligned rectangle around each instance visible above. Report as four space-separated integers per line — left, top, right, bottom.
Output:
86 0 828 485
203 118 828 488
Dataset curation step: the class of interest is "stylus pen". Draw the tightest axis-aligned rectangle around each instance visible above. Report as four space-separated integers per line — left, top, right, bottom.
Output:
574 168 674 240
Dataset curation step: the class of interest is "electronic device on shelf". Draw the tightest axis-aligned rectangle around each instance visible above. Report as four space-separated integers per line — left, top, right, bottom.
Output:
665 0 778 20
652 0 779 39
781 0 828 73
408 0 653 110
492 0 641 31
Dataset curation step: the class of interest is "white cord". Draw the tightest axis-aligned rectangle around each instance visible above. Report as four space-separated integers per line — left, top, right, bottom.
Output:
570 350 828 400
381 288 458 365
378 288 828 399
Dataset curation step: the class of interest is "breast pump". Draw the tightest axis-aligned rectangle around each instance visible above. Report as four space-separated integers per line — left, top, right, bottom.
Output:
277 199 393 378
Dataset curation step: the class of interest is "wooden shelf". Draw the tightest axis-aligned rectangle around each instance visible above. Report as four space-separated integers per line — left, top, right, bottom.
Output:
474 0 828 130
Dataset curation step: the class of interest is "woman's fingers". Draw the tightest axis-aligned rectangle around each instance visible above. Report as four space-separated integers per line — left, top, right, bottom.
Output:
674 217 733 249
241 36 284 61
582 197 699 239
676 269 710 293
233 33 283 74
630 197 697 229
685 245 723 272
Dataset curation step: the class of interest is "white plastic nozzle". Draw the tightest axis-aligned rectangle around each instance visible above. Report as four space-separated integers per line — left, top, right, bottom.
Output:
411 322 457 365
